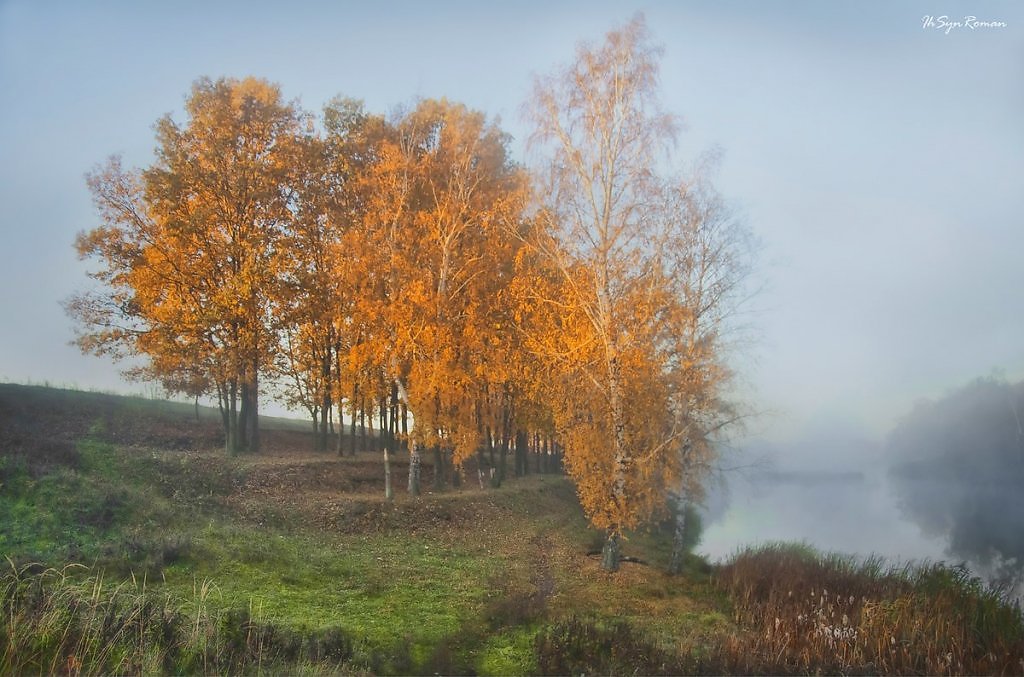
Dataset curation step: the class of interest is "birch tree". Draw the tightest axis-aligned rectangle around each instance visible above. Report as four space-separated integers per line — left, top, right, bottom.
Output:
525 16 745 570
368 99 527 495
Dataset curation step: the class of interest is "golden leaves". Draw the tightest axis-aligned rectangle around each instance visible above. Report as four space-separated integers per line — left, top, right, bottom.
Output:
71 36 743 533
523 15 743 544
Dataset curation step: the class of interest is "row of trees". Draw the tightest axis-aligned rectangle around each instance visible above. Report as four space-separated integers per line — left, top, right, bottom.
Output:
67 16 750 570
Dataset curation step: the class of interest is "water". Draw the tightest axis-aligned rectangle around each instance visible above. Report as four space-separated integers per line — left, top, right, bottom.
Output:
698 468 1024 599
699 470 947 563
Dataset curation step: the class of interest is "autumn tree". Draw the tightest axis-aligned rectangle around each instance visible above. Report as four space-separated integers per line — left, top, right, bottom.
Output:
67 77 307 454
272 97 381 452
344 103 417 497
524 16 746 570
359 98 527 495
661 171 752 573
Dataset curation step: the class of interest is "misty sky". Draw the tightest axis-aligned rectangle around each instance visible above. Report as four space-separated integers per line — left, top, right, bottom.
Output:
1 1 1021 450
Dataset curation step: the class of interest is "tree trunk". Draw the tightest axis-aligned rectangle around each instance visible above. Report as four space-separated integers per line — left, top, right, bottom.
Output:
320 351 332 452
601 531 621 572
315 406 325 452
486 426 495 470
432 446 443 491
349 384 359 456
499 399 511 482
248 373 260 453
477 444 487 488
499 437 508 484
238 381 250 451
450 451 461 488
387 404 395 475
216 383 229 439
367 400 375 452
336 399 345 456
359 402 367 453
390 383 399 452
227 379 239 456
383 439 393 502
336 343 346 456
500 399 511 482
379 396 388 453
318 402 328 452
515 430 528 477
534 432 541 473
607 355 628 539
668 501 689 575
400 403 409 451
408 443 421 496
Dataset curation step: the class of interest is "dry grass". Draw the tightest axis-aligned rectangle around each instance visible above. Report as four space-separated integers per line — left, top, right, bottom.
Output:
0 559 357 675
712 542 1024 675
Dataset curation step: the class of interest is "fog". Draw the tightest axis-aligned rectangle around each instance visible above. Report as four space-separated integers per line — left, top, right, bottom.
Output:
700 377 1024 598
0 3 1021 598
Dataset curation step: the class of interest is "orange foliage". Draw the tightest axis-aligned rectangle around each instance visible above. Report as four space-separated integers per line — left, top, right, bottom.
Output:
68 77 308 453
523 16 743 565
67 35 744 540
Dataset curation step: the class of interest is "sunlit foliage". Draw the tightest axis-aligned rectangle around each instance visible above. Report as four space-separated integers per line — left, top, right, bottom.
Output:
523 15 746 569
68 18 748 560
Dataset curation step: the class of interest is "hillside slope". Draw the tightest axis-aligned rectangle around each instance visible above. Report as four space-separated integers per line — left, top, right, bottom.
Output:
0 383 726 674
3 384 1021 675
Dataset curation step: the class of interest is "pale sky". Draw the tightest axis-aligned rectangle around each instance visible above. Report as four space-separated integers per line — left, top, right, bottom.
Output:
1 1 1021 449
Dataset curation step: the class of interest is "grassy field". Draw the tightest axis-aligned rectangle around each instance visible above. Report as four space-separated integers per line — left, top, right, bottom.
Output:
1 382 1021 675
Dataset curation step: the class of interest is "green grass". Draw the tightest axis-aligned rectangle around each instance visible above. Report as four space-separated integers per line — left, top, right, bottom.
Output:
0 423 182 566
158 526 502 651
0 561 361 675
0 387 604 672
6 384 1019 675
476 625 539 675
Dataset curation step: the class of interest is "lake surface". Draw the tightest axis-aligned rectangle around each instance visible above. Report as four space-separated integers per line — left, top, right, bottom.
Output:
698 469 1023 599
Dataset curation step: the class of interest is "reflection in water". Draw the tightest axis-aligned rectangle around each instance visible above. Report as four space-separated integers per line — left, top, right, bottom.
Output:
699 471 948 565
889 470 1024 594
699 469 1024 599
702 378 1024 599
887 376 1024 596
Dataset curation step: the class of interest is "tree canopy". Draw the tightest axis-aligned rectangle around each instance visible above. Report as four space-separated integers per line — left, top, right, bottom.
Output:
68 17 751 571
523 15 746 570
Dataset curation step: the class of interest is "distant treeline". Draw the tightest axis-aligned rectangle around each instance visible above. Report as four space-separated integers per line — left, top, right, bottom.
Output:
888 375 1024 584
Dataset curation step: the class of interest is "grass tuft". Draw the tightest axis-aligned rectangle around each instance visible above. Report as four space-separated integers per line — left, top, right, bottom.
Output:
0 561 359 674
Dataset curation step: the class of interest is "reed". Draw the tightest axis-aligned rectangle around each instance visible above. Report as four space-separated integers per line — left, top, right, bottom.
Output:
713 542 1024 675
